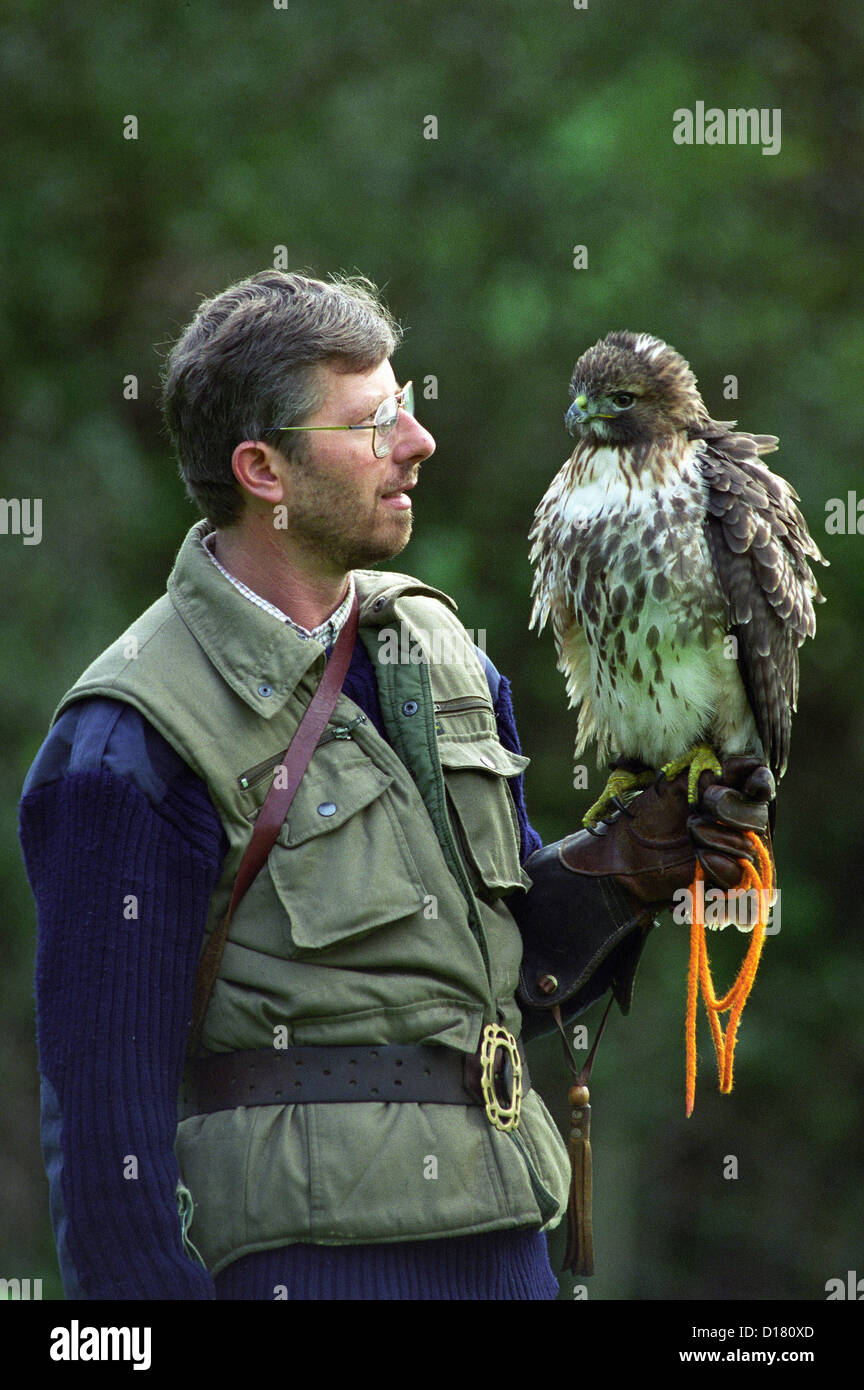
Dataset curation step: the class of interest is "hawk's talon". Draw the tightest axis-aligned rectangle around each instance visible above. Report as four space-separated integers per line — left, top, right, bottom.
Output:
661 743 723 805
581 767 656 827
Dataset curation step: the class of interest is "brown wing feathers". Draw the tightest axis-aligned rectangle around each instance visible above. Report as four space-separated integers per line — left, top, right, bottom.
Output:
697 428 826 779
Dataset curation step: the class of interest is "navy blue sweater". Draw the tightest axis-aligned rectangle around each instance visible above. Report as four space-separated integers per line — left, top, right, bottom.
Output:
19 635 557 1301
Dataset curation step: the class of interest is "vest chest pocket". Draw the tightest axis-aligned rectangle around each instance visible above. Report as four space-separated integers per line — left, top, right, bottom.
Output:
251 751 427 953
438 738 532 900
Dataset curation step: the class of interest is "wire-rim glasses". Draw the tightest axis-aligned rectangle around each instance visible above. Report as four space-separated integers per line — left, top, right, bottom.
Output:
267 381 414 459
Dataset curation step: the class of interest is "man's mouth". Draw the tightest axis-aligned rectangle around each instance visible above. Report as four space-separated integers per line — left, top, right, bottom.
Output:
379 478 417 510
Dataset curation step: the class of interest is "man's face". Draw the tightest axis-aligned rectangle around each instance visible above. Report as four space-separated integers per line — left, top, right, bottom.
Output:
276 359 436 574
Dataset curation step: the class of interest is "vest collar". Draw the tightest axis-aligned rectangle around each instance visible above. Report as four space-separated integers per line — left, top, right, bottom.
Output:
167 521 458 718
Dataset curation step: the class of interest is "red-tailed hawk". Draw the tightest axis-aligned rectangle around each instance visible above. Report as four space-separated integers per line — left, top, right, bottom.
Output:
529 331 826 825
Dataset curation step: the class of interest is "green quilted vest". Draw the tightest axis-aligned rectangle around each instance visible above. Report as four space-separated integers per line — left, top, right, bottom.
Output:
55 521 569 1274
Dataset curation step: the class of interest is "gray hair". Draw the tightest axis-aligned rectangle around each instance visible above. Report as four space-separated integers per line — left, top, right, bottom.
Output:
160 270 403 526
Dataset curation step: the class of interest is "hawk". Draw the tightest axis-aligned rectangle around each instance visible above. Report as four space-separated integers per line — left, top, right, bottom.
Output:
529 331 826 825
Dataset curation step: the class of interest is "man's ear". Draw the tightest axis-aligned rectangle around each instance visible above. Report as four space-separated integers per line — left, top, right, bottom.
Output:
231 441 286 506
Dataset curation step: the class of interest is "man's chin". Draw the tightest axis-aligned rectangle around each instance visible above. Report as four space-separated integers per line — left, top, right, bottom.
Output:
351 516 412 568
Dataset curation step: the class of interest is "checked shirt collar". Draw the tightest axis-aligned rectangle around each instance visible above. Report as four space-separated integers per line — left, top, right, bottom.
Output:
202 529 355 649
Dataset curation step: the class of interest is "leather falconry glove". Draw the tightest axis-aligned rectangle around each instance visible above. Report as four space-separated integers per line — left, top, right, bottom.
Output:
515 757 775 1029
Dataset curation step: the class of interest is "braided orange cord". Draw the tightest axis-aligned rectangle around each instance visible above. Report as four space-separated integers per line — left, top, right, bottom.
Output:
685 833 773 1116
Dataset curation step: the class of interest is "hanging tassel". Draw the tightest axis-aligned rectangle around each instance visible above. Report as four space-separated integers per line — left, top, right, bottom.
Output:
562 1083 594 1275
553 999 612 1275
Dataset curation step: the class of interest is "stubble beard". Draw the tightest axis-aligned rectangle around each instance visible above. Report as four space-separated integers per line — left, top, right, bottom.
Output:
328 511 413 572
283 440 415 572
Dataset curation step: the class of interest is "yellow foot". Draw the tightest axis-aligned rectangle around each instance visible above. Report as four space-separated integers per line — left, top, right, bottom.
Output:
582 768 655 827
661 742 722 804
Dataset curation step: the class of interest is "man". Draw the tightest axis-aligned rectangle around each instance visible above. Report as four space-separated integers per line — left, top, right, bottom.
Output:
19 270 770 1300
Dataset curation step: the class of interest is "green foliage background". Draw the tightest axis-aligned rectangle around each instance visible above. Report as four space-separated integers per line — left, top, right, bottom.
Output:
2 0 862 1301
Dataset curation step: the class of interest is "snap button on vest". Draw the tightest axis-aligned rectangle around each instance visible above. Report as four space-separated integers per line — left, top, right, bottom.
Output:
317 802 337 817
402 700 419 716
258 684 273 697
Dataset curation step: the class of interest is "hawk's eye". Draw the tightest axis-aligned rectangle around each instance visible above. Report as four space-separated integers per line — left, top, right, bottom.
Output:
611 392 636 410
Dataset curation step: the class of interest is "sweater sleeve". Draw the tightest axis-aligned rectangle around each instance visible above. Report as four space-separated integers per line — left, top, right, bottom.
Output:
487 666 544 863
19 701 225 1299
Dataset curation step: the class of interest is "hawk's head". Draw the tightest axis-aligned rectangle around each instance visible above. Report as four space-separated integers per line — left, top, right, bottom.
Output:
566 331 710 445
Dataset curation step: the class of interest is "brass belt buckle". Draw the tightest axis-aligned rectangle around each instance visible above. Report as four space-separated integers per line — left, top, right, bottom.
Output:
479 1023 523 1132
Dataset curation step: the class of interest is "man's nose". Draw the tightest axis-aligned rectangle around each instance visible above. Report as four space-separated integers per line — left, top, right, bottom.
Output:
392 411 436 463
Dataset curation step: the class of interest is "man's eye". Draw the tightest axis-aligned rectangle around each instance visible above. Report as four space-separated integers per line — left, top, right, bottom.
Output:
612 392 636 409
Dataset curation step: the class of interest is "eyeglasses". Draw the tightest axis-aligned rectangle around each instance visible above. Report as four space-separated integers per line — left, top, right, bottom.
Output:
267 381 414 459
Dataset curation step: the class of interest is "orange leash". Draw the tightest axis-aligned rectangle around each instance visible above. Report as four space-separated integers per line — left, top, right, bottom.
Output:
685 832 773 1116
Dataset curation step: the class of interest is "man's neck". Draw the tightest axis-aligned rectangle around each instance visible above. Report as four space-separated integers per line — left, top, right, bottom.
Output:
212 523 350 632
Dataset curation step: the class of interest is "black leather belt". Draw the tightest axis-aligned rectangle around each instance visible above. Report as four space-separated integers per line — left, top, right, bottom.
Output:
180 1033 530 1132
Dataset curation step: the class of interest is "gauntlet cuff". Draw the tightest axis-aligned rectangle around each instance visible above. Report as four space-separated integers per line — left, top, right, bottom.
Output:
514 844 657 1031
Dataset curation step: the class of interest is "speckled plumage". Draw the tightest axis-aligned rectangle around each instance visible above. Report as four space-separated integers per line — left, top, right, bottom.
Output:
529 331 826 780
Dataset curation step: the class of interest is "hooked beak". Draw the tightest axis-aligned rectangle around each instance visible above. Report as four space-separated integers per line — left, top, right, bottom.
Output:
565 394 616 435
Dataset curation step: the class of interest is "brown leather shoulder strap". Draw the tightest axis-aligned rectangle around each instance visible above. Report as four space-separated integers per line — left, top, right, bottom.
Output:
186 593 359 1059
